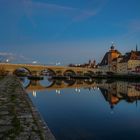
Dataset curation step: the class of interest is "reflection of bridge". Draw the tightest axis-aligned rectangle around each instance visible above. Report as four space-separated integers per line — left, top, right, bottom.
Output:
0 63 97 76
25 79 140 109
26 79 97 92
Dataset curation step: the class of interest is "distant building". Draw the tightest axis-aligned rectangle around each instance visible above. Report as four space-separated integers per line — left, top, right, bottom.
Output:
135 66 140 73
99 44 140 75
99 44 121 74
68 59 97 68
117 50 140 74
69 44 140 75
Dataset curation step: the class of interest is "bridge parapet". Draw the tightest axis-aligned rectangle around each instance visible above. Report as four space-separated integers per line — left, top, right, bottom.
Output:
0 63 98 76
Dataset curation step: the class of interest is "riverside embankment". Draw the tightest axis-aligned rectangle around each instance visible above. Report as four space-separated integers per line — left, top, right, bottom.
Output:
0 76 55 140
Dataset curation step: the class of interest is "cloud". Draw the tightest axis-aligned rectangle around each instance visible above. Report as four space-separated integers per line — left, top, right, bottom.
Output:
72 0 108 21
0 52 13 56
0 52 16 63
23 0 107 21
29 1 77 11
1 0 109 43
27 0 107 39
0 52 14 59
23 0 77 16
0 52 31 63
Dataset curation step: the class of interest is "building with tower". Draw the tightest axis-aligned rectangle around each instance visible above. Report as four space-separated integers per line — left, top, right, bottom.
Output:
99 44 140 75
99 44 122 74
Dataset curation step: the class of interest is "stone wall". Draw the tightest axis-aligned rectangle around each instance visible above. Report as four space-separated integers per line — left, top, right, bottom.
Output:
0 76 55 140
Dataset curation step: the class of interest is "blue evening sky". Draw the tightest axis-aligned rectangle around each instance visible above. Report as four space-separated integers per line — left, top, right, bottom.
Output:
0 0 140 64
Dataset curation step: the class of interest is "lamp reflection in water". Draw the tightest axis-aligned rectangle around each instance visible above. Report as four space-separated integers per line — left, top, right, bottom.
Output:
33 90 37 97
56 89 61 95
75 87 81 93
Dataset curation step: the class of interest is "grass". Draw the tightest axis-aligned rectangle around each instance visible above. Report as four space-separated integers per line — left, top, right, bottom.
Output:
11 95 17 101
2 105 23 139
0 76 4 80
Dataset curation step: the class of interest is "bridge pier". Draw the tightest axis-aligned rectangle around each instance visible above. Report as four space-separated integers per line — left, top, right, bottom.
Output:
55 70 63 76
30 71 41 76
30 80 40 86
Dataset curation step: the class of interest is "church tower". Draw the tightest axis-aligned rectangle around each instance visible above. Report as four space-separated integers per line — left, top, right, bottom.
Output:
100 43 121 66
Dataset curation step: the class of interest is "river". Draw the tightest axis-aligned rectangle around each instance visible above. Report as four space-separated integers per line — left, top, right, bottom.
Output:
21 77 140 140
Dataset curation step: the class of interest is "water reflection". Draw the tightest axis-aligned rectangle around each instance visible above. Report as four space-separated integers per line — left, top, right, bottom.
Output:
99 81 140 109
20 77 140 140
19 77 30 88
21 77 140 108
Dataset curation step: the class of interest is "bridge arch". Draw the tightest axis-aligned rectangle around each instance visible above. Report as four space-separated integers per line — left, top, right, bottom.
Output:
63 70 76 76
63 79 76 86
41 68 56 76
84 70 95 77
25 78 56 89
13 67 31 76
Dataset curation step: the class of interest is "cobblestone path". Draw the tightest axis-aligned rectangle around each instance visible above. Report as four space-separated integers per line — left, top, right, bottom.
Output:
0 76 55 140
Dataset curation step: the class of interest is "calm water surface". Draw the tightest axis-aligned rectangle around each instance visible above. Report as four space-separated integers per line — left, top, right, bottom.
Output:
22 77 140 140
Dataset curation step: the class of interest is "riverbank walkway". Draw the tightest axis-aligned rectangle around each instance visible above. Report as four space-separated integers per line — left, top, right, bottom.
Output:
0 76 55 140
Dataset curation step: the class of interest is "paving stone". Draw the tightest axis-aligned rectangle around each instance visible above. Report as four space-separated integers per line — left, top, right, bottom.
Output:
0 111 9 115
0 119 11 125
0 126 13 133
0 76 55 140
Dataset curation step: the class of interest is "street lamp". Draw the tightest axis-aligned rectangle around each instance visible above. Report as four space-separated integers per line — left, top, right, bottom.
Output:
32 61 37 64
6 59 9 63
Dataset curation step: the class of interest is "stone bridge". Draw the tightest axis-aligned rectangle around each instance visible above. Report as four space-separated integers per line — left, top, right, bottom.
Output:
0 63 97 76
